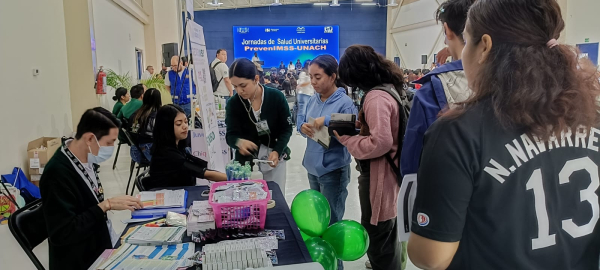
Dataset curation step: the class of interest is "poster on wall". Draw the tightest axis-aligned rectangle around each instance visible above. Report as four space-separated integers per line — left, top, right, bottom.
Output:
232 26 339 67
189 21 225 172
577 42 599 66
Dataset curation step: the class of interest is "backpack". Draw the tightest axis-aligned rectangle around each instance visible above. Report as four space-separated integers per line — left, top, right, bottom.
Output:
210 61 224 93
362 85 411 186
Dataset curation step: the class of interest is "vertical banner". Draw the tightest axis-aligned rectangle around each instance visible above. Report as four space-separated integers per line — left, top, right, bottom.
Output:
186 0 194 19
190 128 231 166
189 21 225 172
577 43 599 66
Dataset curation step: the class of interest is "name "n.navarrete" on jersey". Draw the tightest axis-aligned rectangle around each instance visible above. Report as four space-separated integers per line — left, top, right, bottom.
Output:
485 126 600 183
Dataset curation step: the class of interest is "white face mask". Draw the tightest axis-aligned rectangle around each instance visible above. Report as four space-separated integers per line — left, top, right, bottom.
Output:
87 135 114 164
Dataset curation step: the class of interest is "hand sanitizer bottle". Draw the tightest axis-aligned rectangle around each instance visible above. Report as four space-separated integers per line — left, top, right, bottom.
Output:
250 159 264 180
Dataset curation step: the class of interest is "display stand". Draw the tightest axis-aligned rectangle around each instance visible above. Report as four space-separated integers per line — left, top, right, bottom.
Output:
188 20 226 173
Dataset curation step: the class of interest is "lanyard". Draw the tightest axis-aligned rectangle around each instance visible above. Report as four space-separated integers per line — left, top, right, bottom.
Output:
61 137 105 203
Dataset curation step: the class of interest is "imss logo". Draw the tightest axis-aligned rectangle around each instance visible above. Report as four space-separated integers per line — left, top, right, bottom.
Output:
324 26 333 33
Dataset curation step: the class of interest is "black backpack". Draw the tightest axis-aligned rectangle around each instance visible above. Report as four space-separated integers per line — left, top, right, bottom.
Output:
210 61 224 93
361 85 411 186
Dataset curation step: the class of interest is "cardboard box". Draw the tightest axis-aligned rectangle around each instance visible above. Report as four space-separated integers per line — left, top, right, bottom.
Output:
28 137 60 175
30 174 42 187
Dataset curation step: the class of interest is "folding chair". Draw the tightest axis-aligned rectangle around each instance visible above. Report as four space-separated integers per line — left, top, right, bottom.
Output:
121 128 150 196
135 168 150 193
113 118 131 170
8 199 47 270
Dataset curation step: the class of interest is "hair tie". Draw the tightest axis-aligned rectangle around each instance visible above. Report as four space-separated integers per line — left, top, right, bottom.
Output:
546 39 559 49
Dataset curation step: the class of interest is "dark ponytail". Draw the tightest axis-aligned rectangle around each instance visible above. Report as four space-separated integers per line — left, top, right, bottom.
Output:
113 87 128 101
446 0 600 140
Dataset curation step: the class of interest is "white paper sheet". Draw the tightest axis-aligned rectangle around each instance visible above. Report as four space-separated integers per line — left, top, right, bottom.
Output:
309 117 331 149
136 189 186 209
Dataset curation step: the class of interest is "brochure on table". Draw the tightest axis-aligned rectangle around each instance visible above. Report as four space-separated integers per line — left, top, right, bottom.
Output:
95 243 195 270
136 189 187 209
189 21 226 173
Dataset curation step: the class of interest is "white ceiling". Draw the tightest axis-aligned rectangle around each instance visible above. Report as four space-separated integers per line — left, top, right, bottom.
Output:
192 0 385 11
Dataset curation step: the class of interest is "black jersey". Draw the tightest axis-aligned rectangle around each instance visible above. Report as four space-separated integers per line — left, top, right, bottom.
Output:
411 100 600 269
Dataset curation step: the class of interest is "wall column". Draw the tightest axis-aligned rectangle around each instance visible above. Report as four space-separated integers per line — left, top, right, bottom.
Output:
142 0 180 69
63 0 100 126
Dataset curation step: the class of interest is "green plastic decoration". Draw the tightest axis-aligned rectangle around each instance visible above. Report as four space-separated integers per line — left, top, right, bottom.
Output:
322 220 369 261
305 237 338 270
291 190 331 237
300 229 312 242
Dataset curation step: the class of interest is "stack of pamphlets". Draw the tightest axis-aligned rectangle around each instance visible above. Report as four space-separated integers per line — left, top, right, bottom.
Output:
94 243 195 270
187 200 215 236
130 189 188 220
123 226 186 246
136 189 186 208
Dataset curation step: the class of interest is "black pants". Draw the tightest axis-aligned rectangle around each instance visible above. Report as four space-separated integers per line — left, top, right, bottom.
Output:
358 165 402 270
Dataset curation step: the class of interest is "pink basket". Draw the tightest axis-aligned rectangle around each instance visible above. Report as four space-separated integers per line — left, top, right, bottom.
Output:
208 179 271 230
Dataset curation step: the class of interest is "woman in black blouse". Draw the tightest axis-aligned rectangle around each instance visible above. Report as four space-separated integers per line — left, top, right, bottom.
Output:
147 104 226 189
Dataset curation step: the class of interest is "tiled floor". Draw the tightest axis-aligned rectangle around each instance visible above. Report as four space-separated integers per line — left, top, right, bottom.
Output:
0 133 419 270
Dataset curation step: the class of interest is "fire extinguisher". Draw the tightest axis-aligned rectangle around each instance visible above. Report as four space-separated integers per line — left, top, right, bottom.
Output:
95 66 107 94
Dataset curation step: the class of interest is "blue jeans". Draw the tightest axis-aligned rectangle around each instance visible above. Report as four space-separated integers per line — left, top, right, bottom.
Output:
179 103 191 118
130 143 152 163
307 165 351 224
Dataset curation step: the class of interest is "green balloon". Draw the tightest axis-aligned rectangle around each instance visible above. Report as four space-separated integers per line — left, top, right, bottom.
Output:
291 190 331 237
300 229 312 242
305 237 338 270
322 220 369 261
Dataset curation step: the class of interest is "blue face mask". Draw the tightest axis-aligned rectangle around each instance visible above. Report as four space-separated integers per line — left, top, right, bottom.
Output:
88 135 114 164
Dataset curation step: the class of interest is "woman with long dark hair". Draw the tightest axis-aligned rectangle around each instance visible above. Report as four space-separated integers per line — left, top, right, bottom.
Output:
129 88 161 161
147 105 226 190
335 45 406 270
225 58 293 193
407 0 600 269
298 54 357 226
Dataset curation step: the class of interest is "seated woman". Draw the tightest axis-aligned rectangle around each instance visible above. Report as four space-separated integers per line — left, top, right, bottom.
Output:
147 104 227 190
40 107 143 270
129 88 161 161
112 87 129 116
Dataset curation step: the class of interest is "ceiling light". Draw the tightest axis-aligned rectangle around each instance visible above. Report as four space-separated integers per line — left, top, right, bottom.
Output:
207 0 223 6
330 0 340 6
314 2 329 5
271 0 283 6
387 0 398 6
361 2 377 5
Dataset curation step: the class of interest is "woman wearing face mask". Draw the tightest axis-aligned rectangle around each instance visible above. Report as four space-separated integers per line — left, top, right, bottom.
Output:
297 54 357 225
40 107 143 270
225 58 293 193
112 87 130 116
147 105 227 190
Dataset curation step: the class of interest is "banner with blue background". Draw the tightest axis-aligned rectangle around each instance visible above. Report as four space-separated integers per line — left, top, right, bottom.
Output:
233 26 339 68
577 42 599 66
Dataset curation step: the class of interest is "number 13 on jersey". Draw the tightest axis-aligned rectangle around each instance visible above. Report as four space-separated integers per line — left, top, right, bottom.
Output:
526 157 599 250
